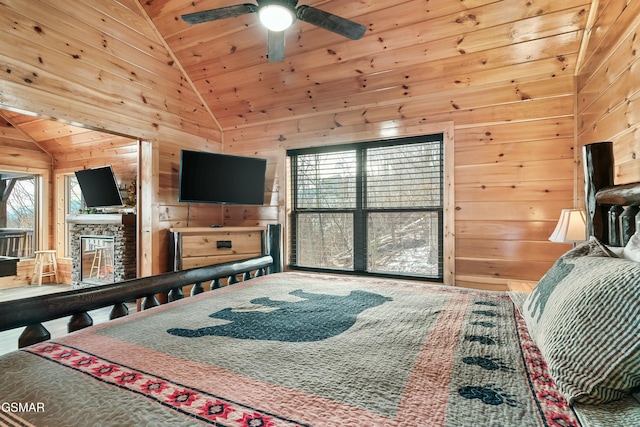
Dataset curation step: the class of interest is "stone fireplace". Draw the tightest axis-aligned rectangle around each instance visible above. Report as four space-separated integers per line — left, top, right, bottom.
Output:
67 214 136 288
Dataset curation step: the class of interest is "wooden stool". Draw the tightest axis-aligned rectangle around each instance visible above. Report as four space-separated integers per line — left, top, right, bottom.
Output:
89 247 113 279
31 250 58 286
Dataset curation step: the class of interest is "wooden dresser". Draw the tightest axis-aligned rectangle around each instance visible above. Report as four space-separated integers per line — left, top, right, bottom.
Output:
170 226 267 271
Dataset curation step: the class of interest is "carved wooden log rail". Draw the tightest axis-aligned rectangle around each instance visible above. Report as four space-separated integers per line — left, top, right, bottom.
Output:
598 184 640 245
0 255 273 348
583 141 640 246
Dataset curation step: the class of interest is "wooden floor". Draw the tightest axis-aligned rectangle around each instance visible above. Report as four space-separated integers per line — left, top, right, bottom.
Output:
0 283 72 302
0 284 136 356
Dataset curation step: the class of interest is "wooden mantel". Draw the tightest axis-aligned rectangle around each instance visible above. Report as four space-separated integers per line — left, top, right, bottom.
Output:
66 213 136 225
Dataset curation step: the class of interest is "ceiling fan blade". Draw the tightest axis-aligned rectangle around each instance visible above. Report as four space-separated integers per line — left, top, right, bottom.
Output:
267 30 285 62
296 5 366 40
181 4 258 25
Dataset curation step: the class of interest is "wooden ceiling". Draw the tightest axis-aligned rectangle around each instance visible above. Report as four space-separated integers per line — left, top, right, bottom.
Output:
0 109 138 173
0 0 593 148
141 0 592 130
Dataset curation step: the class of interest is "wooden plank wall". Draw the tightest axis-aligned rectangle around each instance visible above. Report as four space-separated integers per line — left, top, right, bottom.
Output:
225 79 576 289
0 0 223 277
576 0 640 194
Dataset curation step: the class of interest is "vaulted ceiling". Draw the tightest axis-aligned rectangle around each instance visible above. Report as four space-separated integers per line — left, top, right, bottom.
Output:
143 0 591 130
1 0 593 148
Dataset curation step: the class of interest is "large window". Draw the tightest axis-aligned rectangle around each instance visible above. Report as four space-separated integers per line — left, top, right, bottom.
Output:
0 172 38 258
65 174 84 257
288 134 444 280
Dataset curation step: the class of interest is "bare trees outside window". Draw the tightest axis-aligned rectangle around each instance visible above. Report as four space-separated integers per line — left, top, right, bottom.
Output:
0 173 37 258
288 135 443 280
5 177 35 229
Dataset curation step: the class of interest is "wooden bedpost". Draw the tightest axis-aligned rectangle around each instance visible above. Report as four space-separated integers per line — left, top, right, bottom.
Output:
268 224 282 273
583 142 614 242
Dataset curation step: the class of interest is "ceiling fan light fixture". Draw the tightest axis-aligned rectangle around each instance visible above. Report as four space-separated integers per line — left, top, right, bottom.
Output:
183 1 366 61
258 4 294 31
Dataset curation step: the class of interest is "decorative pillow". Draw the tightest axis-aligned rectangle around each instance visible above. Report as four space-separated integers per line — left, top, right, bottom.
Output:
607 245 625 258
623 233 640 262
563 236 618 259
522 238 615 321
522 241 640 405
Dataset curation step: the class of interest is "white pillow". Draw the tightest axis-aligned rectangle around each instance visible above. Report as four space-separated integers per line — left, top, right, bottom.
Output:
623 233 640 262
607 245 625 257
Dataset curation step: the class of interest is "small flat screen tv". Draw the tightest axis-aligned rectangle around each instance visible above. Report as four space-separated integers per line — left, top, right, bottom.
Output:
179 150 267 205
75 166 123 208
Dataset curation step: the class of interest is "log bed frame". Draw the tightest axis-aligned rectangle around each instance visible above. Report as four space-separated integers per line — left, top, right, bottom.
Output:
583 141 640 246
0 255 275 349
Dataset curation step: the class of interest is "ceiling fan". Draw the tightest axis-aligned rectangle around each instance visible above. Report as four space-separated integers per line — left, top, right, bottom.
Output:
181 0 366 62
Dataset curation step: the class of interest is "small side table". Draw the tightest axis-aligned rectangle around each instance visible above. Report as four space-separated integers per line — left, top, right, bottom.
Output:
507 280 537 293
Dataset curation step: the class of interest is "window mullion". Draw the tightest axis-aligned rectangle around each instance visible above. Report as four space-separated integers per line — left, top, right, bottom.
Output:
290 157 298 265
354 148 366 271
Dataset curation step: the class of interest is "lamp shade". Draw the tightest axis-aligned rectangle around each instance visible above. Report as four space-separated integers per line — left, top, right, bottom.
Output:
549 209 586 242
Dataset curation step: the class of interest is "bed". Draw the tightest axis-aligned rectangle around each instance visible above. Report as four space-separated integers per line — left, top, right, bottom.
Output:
0 142 638 426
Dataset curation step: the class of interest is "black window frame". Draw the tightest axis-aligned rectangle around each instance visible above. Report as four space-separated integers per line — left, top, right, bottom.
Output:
287 133 444 281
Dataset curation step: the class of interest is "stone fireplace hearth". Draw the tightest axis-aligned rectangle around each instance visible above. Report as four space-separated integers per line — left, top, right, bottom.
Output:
67 214 136 288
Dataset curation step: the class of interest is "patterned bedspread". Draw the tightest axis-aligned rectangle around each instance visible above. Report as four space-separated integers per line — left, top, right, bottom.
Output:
0 272 581 426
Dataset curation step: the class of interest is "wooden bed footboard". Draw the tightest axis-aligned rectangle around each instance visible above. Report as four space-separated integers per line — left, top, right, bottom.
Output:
0 255 274 348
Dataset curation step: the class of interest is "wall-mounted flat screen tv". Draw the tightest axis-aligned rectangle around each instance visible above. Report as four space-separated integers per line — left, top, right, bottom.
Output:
179 150 267 205
75 166 123 208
